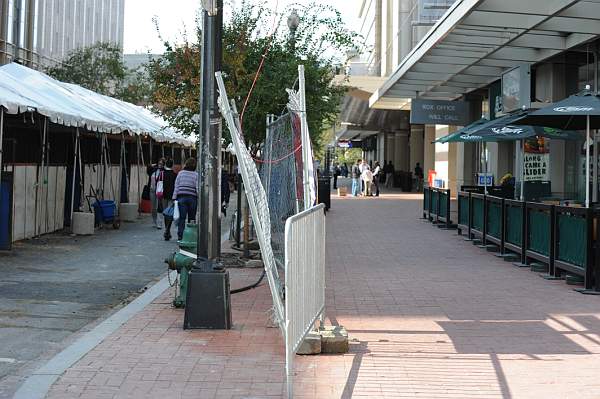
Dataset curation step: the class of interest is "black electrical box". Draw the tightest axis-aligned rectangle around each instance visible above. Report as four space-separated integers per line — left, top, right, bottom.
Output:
184 268 232 329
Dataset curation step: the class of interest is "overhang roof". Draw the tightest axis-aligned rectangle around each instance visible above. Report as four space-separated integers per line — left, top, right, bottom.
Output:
369 0 600 109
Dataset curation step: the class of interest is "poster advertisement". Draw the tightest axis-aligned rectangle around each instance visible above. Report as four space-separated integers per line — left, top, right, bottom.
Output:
523 137 549 181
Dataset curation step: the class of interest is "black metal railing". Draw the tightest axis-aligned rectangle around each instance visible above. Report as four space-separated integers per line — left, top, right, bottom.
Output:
425 187 452 228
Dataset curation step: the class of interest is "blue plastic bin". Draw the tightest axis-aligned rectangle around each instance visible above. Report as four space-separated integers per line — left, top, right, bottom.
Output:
93 200 116 224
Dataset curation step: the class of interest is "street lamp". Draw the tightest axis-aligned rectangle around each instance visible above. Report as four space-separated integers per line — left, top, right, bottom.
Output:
287 10 300 51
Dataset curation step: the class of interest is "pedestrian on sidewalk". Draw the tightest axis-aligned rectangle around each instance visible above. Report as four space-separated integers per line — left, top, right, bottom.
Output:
351 159 362 196
173 157 198 241
221 169 231 216
333 163 340 190
414 162 424 192
361 163 373 196
385 160 395 188
359 159 367 193
372 161 381 197
149 158 166 229
161 159 177 240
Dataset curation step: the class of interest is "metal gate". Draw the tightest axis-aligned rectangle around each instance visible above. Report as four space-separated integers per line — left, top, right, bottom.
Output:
285 203 326 398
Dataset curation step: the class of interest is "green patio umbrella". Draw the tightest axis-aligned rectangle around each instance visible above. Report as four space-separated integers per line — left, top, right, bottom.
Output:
514 86 600 206
433 118 489 143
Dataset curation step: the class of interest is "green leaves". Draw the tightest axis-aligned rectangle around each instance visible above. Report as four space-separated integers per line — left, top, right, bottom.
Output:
46 42 153 105
147 1 359 151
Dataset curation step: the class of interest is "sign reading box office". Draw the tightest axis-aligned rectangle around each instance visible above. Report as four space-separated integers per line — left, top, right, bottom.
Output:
410 99 470 126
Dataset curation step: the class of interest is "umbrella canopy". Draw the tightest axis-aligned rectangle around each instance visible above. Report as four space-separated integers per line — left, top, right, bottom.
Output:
435 110 578 143
514 90 600 130
434 118 489 143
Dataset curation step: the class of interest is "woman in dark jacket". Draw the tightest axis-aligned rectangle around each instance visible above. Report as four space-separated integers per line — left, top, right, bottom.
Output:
162 158 177 240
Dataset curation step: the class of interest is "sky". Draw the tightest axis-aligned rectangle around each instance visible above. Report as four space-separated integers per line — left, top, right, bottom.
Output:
123 0 362 54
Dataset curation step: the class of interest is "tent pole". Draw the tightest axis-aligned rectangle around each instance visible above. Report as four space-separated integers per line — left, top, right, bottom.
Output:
520 140 525 201
70 128 79 230
594 130 598 203
117 134 124 214
36 117 48 237
136 136 141 212
483 142 488 195
586 114 591 208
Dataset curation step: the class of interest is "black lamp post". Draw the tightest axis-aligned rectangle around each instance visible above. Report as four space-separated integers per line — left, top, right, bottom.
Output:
287 10 300 51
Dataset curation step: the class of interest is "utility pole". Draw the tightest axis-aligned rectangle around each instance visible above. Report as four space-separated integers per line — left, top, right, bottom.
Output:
197 0 223 262
184 1 231 331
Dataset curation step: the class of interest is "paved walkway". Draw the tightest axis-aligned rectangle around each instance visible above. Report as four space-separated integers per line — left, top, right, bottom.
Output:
44 193 600 398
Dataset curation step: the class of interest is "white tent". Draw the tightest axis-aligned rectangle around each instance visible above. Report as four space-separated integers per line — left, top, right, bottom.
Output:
0 62 193 146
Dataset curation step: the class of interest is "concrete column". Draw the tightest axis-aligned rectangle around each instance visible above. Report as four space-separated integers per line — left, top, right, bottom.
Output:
385 133 394 165
374 0 382 76
394 132 409 171
456 142 476 190
409 125 424 173
423 125 436 182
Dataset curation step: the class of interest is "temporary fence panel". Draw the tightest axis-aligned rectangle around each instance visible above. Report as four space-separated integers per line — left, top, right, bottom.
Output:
9 165 66 241
471 194 484 234
527 207 551 257
128 165 146 206
556 212 587 268
83 164 120 204
458 192 469 227
505 202 523 247
486 197 502 241
216 72 285 332
260 113 301 267
431 189 439 219
10 165 36 241
439 190 449 219
285 203 326 399
423 187 431 218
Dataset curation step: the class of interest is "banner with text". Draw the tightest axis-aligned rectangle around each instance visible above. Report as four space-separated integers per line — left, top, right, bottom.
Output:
523 137 550 181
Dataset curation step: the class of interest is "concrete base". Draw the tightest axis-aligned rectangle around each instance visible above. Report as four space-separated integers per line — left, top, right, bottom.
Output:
119 203 138 222
296 332 322 355
72 212 94 235
319 326 349 354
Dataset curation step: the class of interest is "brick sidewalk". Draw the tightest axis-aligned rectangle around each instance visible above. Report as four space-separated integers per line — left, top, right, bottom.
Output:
46 193 600 398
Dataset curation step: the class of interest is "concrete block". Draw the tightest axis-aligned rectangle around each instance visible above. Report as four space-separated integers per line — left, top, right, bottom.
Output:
319 326 349 354
119 203 138 222
72 212 94 235
296 332 321 355
245 259 263 268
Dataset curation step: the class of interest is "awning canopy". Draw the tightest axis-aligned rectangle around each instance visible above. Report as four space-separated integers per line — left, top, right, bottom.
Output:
0 62 194 146
370 0 600 109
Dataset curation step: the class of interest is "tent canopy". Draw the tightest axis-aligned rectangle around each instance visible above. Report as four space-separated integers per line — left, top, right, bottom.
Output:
0 62 193 146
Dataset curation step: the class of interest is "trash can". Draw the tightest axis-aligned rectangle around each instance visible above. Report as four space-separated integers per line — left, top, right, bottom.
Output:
318 177 331 210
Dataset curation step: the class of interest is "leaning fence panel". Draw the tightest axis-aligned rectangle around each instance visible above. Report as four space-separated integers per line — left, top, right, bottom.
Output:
285 203 326 399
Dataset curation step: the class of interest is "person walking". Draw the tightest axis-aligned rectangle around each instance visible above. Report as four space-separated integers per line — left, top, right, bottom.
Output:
333 163 340 190
361 163 373 197
414 162 424 192
161 159 177 240
148 158 166 229
221 169 231 216
351 159 362 196
173 157 198 241
385 160 395 188
372 161 381 197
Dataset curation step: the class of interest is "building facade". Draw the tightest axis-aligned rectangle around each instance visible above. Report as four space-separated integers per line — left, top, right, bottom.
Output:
0 0 125 68
343 0 600 203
